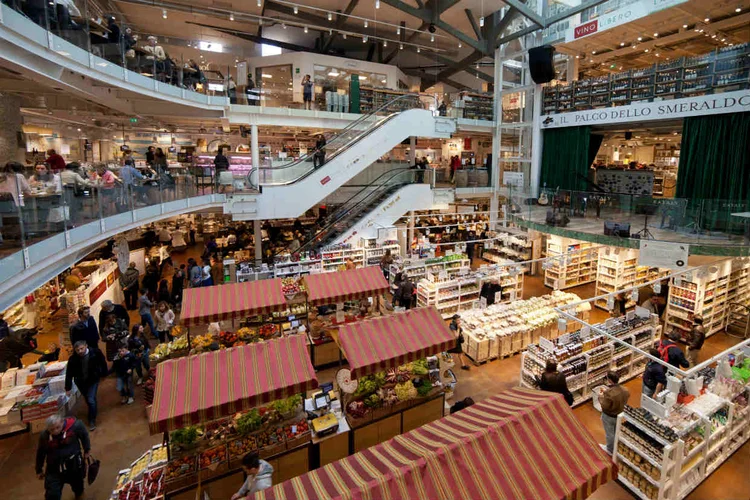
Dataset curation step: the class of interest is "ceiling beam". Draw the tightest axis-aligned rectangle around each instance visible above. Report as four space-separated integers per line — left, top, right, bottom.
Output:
186 22 322 53
496 24 537 46
382 21 425 64
379 0 485 53
502 0 543 27
464 9 482 40
428 50 485 90
321 0 360 53
544 0 610 26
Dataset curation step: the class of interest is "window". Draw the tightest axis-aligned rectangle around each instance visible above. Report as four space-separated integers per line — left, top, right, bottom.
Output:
198 41 223 53
262 44 282 57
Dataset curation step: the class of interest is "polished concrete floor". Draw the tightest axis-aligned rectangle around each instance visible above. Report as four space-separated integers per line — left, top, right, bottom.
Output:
2 252 748 499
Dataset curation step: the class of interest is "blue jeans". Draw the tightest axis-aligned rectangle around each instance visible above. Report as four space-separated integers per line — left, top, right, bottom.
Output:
642 383 656 399
140 312 157 337
134 349 150 379
116 375 134 398
601 412 618 454
80 382 99 425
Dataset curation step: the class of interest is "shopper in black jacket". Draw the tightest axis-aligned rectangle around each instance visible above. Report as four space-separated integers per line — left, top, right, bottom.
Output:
69 306 99 350
539 360 574 406
65 341 108 430
98 300 130 337
36 415 91 500
657 332 690 369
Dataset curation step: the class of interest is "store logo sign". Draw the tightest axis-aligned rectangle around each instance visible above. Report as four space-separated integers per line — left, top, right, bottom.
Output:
320 176 331 185
574 20 598 39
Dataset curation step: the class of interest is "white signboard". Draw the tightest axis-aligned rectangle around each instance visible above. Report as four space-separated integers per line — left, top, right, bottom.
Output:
479 297 487 309
538 337 555 353
495 291 503 304
565 0 688 42
641 394 670 418
541 91 750 129
580 326 591 339
639 241 689 270
503 171 525 188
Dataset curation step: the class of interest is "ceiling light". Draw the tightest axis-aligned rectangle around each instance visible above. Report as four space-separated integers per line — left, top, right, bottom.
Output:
363 35 368 42
637 36 642 41
479 16 484 27
399 43 403 49
653 32 658 36
259 19 263 25
328 12 332 21
381 79 386 83
683 24 688 28
417 47 421 52
293 5 298 14
229 13 234 21
261 73 272 78
282 23 287 29
396 26 400 35
364 20 368 28
704 17 710 22
620 42 625 46
304 26 308 33
655 52 660 56
162 9 167 18
375 0 380 8
736 7 742 12
592 50 596 54
328 71 340 77
383 40 388 47
711 34 716 38
329 28 332 34
342 33 347 39
257 0 261 6
430 34 435 42
360 76 367 80
77 128 81 131
589 59 593 62
575 55 580 59
699 29 704 32
644 48 649 52
458 42 462 48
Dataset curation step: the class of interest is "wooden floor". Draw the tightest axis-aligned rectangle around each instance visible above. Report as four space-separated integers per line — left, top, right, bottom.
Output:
1 248 747 499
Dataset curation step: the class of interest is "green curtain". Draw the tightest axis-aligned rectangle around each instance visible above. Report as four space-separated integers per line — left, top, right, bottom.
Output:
540 126 591 192
677 112 750 203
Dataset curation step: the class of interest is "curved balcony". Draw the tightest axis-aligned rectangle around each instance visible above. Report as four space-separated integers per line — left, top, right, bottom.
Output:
0 176 224 311
506 187 750 256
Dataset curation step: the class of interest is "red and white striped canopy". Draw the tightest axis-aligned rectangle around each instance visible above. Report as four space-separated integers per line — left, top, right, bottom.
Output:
338 307 455 378
255 388 616 500
303 267 389 306
149 335 317 434
180 279 287 326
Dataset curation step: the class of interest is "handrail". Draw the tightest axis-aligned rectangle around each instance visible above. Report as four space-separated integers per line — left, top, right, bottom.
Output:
246 93 427 188
282 167 420 256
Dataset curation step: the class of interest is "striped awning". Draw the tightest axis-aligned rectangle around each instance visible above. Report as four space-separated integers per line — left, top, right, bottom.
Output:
148 335 317 434
338 307 455 378
304 266 389 306
180 279 287 327
255 388 616 500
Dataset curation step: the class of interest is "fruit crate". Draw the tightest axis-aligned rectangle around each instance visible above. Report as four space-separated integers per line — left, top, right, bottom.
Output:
227 435 258 460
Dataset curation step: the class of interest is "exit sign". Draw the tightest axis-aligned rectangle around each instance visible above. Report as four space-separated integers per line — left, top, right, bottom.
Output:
130 118 138 123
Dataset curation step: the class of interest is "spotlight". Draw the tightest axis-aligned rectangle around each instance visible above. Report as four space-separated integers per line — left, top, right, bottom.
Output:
162 9 167 18
229 13 234 21
458 42 462 48
364 20 368 28
375 0 380 8
399 43 403 49
304 26 308 33
479 16 484 27
328 12 332 21
293 5 298 14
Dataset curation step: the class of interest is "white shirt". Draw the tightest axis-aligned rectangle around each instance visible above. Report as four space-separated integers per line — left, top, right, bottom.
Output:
30 173 63 194
158 228 171 242
144 44 166 61
55 0 81 17
60 170 92 188
172 230 187 247
202 265 212 280
0 173 31 206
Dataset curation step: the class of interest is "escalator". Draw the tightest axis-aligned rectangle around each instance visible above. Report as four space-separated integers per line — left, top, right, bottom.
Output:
282 168 431 257
243 95 454 220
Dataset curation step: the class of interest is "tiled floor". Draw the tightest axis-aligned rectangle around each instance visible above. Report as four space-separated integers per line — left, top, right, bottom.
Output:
2 253 749 499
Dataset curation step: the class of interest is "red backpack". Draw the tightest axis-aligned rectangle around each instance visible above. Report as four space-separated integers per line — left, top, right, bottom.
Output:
657 341 674 363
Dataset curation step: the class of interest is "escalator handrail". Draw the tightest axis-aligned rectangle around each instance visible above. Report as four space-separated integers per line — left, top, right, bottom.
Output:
247 93 426 188
284 168 420 256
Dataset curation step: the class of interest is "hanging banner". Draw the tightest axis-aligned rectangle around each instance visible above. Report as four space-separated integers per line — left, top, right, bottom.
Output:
541 90 750 129
639 241 689 270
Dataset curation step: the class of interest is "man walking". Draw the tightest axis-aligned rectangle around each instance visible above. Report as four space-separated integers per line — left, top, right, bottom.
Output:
69 307 100 350
36 415 91 500
138 288 157 337
65 341 108 430
599 371 630 455
657 331 690 369
120 262 141 310
98 299 130 337
687 314 705 367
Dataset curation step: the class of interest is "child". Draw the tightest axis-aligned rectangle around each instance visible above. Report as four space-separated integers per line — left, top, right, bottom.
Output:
111 342 136 404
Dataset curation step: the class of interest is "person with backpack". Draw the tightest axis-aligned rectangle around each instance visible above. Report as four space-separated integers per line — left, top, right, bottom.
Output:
110 342 136 405
657 331 689 369
36 415 91 500
642 348 668 398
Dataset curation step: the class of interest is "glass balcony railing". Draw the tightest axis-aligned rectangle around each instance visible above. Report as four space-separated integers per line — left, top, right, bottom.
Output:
504 186 750 254
0 164 224 286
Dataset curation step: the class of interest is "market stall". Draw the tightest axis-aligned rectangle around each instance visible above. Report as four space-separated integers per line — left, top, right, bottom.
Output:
337 306 456 452
125 336 319 498
304 267 390 368
255 388 616 500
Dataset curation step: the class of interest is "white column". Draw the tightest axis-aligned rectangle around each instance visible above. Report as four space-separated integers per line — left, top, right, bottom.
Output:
250 124 260 186
566 56 580 82
530 85 543 198
490 195 500 230
407 211 415 256
409 136 416 166
254 219 262 266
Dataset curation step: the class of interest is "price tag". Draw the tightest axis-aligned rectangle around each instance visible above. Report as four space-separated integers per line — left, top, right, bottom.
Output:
580 326 591 339
479 297 487 309
557 333 572 345
291 425 297 434
538 337 554 353
494 291 503 303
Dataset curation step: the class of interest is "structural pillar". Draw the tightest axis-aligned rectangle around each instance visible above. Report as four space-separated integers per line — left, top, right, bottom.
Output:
250 123 260 187
407 211 415 256
409 136 416 166
254 219 263 266
0 95 25 163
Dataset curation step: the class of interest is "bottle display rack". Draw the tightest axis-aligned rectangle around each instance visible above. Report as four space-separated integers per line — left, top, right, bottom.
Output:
520 314 658 406
544 236 598 290
388 256 471 286
542 44 750 113
320 247 365 271
664 260 736 342
595 247 668 310
364 244 400 267
482 230 534 271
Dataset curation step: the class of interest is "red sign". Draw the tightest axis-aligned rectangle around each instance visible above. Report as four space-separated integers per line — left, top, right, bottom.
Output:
320 176 331 185
574 19 598 39
89 279 108 305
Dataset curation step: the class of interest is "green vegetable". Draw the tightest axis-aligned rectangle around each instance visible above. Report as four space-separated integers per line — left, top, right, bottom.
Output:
171 426 199 446
411 359 428 376
416 379 433 397
271 395 303 415
364 394 382 408
354 374 383 397
235 409 262 435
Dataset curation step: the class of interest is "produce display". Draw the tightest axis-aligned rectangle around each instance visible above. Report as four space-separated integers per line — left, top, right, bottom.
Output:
346 358 442 421
149 336 188 363
199 445 228 469
110 445 168 499
281 277 305 296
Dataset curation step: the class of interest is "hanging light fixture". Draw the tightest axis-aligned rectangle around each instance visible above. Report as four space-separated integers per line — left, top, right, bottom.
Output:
293 5 298 14
396 26 400 35
383 40 388 47
257 0 261 6
430 34 435 42
417 46 420 52
399 43 403 49
364 20 368 28
375 0 380 8
162 9 167 18
458 42 462 48
328 12 332 21
363 35 368 42
229 13 234 21
342 33 347 39
479 16 484 27
304 26 308 33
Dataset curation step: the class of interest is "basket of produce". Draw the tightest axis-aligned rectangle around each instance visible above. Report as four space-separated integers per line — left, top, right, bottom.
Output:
228 435 258 460
234 409 263 435
164 455 197 483
237 327 258 343
345 400 373 427
258 323 279 340
198 444 228 470
218 331 238 347
283 418 311 449
281 277 303 300
272 395 303 421
257 426 286 458
169 426 201 455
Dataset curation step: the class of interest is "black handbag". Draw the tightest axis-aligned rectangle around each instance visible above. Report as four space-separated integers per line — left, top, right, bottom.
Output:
86 455 101 484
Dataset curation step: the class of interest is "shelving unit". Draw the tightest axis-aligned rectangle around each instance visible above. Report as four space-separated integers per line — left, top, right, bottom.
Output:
388 256 471 287
664 260 734 341
595 247 668 310
726 259 750 307
356 86 421 115
363 244 400 267
453 91 494 121
544 236 597 290
520 314 658 406
542 44 750 113
482 230 535 272
273 259 322 278
320 246 365 272
416 275 482 319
